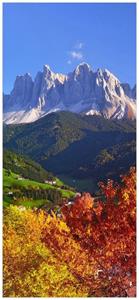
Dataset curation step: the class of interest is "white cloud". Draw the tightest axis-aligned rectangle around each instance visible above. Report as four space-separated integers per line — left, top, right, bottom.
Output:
67 42 84 64
70 51 83 60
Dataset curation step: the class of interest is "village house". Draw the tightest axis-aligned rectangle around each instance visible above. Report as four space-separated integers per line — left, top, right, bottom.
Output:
44 180 56 185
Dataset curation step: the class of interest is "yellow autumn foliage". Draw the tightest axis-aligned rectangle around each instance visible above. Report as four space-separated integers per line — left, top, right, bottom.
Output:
3 205 89 297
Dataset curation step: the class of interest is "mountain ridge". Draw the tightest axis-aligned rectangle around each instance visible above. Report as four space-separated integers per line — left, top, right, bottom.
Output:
3 63 136 124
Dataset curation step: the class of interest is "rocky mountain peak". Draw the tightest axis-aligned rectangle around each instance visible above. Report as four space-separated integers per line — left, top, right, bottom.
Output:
3 62 136 124
8 73 33 109
43 64 52 75
75 62 91 73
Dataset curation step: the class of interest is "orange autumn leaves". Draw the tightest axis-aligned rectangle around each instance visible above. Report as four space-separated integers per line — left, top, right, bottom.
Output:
61 167 136 296
3 167 136 297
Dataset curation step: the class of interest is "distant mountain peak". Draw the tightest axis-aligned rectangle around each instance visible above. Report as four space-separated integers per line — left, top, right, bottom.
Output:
43 64 51 70
3 62 136 124
75 62 91 70
43 64 52 74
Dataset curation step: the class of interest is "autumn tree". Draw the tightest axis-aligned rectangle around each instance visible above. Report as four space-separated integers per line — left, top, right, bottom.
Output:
3 167 136 297
3 206 88 297
62 167 136 297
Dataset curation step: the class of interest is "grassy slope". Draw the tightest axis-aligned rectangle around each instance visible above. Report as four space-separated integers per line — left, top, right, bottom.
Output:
3 169 75 208
3 149 55 183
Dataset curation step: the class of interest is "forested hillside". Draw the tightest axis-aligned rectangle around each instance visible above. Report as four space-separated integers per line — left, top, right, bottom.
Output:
4 112 136 192
3 150 54 183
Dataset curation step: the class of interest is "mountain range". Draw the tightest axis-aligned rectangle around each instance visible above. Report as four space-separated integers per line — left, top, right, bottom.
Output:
3 63 136 124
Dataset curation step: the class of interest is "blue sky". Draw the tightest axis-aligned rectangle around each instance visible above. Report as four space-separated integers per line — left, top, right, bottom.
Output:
3 3 136 94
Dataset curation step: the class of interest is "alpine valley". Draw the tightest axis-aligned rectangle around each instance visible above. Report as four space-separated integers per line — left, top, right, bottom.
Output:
4 111 136 193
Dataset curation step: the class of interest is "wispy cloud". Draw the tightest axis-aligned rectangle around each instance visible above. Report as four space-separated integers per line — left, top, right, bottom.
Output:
70 51 83 60
67 41 84 65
